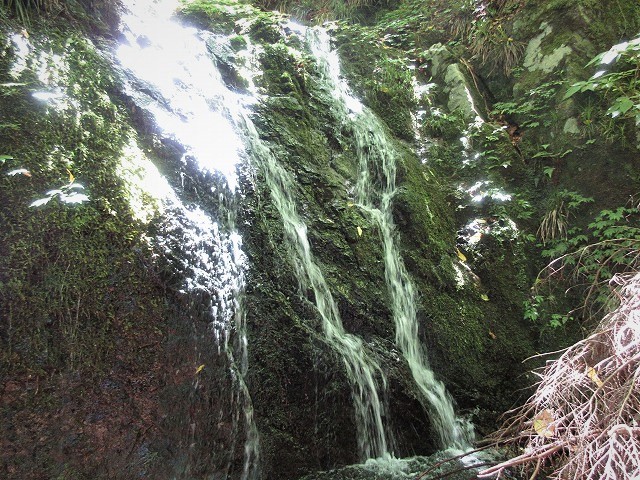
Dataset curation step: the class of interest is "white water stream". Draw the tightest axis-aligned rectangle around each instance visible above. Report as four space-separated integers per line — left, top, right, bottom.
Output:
115 0 471 470
239 103 392 462
306 28 475 450
115 1 260 478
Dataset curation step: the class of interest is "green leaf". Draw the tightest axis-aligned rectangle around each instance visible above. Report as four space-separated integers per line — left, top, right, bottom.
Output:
570 234 588 244
30 197 52 208
607 96 634 117
605 208 625 221
563 83 584 100
602 227 620 238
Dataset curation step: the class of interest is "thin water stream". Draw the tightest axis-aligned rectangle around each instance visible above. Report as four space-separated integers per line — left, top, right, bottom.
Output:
239 115 392 461
305 28 475 450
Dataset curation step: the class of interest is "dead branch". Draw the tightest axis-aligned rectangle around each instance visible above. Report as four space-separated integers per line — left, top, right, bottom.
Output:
479 273 640 479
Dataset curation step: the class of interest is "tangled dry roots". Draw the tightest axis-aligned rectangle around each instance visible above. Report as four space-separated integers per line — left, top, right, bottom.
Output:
479 273 640 479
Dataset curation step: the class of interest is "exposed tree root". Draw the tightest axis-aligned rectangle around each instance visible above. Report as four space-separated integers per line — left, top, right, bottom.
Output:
478 273 640 479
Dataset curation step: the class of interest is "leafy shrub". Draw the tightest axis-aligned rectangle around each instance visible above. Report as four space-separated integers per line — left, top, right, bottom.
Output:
564 35 640 130
533 201 640 324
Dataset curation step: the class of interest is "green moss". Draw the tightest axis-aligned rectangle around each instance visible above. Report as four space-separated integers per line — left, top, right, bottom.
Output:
514 0 640 46
0 28 165 377
256 41 308 96
333 23 416 140
395 147 455 269
178 0 263 33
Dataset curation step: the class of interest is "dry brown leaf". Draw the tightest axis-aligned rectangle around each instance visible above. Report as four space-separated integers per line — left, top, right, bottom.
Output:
533 409 556 438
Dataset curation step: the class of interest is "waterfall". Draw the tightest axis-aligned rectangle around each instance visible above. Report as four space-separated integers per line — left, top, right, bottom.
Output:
239 113 392 461
115 0 260 477
305 28 475 450
114 0 469 468
114 0 395 466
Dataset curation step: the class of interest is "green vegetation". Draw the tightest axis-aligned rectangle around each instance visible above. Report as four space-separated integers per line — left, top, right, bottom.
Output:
0 0 62 24
532 204 640 324
178 0 263 33
493 80 564 130
521 36 640 332
333 23 416 140
253 0 386 22
375 0 526 72
536 189 593 248
564 34 640 141
0 28 155 375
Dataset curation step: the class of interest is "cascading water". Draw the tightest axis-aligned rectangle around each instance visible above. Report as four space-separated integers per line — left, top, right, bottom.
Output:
305 28 475 451
115 0 393 468
115 0 467 470
239 98 392 462
115 1 259 477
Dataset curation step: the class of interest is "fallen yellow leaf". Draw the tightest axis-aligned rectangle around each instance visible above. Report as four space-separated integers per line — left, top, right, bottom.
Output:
587 366 604 388
195 364 205 374
456 248 467 262
533 409 556 438
357 226 363 237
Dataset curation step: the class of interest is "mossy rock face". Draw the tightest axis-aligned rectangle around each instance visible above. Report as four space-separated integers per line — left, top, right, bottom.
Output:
236 24 438 475
10 0 632 478
0 27 176 479
332 24 416 141
0 18 253 480
0 29 133 372
177 0 265 34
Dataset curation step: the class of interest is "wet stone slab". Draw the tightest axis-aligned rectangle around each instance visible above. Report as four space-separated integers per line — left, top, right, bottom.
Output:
297 450 508 480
